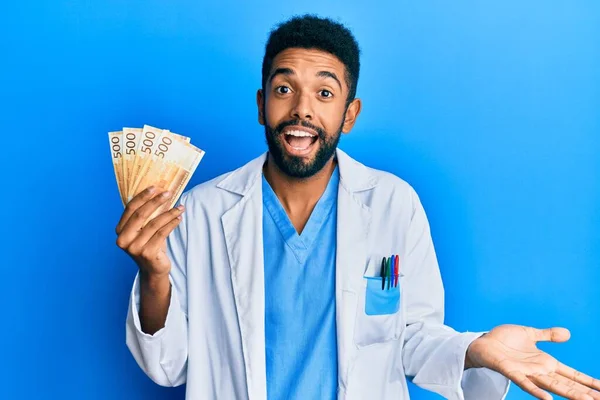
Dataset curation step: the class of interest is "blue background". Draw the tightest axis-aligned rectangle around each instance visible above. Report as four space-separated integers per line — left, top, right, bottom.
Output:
2 1 598 399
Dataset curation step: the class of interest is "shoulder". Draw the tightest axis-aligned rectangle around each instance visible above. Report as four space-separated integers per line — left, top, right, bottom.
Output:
372 166 415 194
354 161 421 211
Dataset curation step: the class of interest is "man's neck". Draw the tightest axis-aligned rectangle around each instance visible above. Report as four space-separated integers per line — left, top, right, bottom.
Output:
263 153 337 234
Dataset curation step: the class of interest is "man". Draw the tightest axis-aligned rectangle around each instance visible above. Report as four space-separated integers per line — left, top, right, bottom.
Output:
117 14 599 400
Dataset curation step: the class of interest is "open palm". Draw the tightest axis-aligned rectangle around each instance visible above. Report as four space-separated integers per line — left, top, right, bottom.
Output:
466 324 600 400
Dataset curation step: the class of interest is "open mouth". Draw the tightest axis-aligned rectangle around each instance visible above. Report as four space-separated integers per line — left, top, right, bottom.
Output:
283 130 319 154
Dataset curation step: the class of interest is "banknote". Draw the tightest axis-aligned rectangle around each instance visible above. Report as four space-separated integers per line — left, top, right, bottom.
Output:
108 131 126 205
170 131 191 143
122 127 142 200
165 142 205 209
145 141 205 222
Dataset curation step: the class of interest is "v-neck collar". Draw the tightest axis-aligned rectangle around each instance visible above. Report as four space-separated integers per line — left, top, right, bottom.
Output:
262 165 339 264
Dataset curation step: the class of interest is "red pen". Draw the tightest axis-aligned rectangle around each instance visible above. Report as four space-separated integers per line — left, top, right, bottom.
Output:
394 255 399 287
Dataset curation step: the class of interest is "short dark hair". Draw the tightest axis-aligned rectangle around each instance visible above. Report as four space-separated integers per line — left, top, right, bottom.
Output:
261 14 361 105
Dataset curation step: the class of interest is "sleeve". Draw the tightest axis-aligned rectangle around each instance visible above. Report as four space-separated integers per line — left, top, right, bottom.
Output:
400 187 511 400
125 198 189 387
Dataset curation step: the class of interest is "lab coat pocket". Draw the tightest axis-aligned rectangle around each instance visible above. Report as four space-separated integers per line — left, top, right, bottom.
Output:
354 276 404 348
365 277 400 315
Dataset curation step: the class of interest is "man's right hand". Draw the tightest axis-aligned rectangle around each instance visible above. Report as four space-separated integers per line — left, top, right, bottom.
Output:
115 186 184 279
115 186 185 334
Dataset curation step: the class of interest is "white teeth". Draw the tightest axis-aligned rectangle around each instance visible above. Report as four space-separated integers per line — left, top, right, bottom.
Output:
285 130 316 137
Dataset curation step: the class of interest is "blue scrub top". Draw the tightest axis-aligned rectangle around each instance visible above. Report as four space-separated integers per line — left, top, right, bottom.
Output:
262 165 340 400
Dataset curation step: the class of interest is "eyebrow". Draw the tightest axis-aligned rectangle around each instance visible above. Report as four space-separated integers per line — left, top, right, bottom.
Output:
316 70 342 90
268 68 343 90
268 68 294 85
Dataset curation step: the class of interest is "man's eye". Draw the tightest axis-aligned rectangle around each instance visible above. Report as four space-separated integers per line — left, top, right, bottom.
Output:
320 89 333 98
276 86 291 94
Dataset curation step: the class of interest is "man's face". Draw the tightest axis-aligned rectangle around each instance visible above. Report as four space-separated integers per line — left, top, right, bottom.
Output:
257 48 360 179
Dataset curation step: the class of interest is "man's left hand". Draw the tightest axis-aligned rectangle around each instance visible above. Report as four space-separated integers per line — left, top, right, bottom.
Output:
466 324 600 400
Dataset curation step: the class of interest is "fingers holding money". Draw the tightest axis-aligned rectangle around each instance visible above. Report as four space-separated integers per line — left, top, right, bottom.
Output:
127 205 184 256
142 211 184 256
115 187 179 248
116 187 171 234
115 187 184 277
115 186 158 235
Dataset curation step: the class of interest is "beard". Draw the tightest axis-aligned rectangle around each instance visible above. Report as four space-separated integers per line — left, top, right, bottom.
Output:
264 116 344 179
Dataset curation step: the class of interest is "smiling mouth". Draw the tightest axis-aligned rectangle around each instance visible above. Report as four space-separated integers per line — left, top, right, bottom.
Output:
283 130 318 151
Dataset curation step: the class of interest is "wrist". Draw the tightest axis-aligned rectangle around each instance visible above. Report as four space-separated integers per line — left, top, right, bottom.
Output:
465 334 487 370
139 270 171 294
464 351 475 370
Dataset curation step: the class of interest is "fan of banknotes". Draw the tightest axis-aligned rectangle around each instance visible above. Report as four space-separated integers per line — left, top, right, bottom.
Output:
108 124 205 221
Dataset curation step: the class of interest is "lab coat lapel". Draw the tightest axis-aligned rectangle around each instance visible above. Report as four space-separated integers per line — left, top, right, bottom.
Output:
219 152 268 400
334 148 377 391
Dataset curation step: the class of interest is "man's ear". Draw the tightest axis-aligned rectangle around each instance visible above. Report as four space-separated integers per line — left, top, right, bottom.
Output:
341 98 362 133
257 89 265 125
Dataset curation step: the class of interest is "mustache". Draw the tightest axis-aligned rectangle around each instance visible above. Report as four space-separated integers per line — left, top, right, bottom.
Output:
273 119 325 139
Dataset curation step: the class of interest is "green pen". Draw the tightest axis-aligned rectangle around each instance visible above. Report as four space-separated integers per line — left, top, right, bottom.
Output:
383 257 389 290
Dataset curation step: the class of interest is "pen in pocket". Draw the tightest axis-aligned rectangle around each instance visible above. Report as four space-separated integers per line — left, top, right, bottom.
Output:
380 257 386 290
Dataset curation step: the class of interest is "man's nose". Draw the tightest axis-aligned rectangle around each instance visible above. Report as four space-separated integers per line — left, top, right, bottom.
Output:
290 92 313 120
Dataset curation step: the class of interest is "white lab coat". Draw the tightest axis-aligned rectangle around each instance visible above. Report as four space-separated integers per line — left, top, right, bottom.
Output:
126 148 511 400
